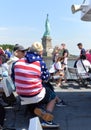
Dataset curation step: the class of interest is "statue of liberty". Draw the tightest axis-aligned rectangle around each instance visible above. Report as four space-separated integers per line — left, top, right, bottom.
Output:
43 14 51 37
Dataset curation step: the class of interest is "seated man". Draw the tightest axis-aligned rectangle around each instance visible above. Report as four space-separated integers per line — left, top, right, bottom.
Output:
11 42 59 128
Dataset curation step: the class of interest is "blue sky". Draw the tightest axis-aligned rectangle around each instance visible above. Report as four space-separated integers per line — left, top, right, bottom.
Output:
0 0 91 55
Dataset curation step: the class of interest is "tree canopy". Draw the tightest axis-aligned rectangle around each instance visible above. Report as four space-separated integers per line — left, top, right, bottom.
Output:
0 44 14 51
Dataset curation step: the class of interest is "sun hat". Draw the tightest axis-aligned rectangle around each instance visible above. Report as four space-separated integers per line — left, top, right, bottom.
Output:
31 42 43 52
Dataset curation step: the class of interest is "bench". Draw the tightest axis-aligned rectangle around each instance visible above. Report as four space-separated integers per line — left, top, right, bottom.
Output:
67 67 91 87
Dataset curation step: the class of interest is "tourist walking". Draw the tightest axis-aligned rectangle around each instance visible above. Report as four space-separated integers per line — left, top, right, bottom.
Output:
77 43 86 59
74 43 86 68
59 43 69 82
59 43 69 67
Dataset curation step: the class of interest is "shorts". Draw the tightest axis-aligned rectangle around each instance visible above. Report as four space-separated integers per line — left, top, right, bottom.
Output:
40 87 56 104
26 87 56 114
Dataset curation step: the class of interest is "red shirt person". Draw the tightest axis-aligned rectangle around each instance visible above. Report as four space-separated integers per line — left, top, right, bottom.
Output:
86 49 91 63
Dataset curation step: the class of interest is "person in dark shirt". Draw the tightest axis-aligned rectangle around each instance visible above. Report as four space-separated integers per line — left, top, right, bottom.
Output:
59 43 69 82
74 43 86 68
60 43 69 68
77 43 86 58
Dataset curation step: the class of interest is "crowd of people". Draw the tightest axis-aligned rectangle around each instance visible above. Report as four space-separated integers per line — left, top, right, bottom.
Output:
51 42 91 87
0 42 67 129
0 42 91 129
49 43 69 87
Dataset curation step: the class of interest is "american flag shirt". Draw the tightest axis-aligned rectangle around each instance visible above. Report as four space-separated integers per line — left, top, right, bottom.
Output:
13 51 50 96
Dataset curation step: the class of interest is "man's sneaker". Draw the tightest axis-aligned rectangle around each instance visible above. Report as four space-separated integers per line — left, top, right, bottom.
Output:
56 100 67 107
41 121 60 128
34 108 54 121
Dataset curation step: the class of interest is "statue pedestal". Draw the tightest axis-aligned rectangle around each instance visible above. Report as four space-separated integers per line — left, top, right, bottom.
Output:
42 36 52 56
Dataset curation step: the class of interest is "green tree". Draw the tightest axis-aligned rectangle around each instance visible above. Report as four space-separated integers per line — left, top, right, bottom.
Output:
0 44 14 51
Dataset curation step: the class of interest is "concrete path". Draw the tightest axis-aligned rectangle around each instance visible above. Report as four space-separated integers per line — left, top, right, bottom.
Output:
4 82 91 130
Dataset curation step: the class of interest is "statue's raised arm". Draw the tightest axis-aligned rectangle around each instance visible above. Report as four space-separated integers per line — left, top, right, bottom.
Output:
43 14 51 37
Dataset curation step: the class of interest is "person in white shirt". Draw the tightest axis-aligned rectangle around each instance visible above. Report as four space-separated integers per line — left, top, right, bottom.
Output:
7 44 27 76
49 56 65 87
76 54 91 74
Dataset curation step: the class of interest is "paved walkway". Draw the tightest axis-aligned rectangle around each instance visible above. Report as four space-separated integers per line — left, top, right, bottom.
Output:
4 82 91 130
